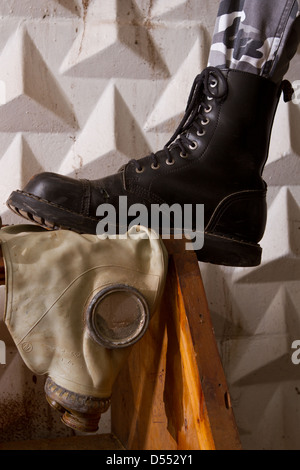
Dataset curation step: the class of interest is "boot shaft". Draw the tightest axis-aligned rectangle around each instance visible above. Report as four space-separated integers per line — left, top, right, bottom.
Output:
205 69 282 179
127 68 283 213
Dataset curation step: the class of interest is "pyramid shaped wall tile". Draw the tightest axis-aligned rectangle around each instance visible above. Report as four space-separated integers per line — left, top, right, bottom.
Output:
144 34 207 133
0 27 78 132
58 83 151 179
59 2 170 79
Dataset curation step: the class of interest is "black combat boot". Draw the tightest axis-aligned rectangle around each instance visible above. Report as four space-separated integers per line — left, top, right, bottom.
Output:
6 65 294 267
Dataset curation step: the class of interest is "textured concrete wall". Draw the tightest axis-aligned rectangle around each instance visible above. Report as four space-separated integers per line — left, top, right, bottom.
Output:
0 0 299 449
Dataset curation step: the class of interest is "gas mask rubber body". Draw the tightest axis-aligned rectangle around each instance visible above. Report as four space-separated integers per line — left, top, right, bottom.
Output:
0 224 168 432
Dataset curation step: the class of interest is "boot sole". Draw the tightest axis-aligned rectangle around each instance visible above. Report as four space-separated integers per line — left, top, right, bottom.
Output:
7 190 262 267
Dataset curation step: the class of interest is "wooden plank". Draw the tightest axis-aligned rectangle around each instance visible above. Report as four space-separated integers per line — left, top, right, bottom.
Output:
112 238 242 450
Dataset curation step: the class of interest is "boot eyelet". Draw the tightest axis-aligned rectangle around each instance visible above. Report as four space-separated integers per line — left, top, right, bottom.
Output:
136 166 145 173
166 158 175 165
210 79 218 88
197 129 205 136
201 117 210 126
151 162 160 170
180 151 188 159
207 96 213 101
189 141 198 150
204 105 212 113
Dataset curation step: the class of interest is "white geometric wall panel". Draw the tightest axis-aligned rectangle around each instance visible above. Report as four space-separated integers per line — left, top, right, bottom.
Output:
0 0 299 449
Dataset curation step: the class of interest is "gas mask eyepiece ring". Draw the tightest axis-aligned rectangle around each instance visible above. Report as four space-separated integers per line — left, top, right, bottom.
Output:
85 284 150 349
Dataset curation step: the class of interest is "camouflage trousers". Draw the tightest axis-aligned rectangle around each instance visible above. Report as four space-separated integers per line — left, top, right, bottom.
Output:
208 0 300 79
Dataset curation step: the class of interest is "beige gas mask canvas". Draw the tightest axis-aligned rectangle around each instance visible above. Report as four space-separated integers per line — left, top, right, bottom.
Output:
0 224 168 432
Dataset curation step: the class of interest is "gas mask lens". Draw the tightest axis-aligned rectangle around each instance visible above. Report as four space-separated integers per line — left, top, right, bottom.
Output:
86 284 150 349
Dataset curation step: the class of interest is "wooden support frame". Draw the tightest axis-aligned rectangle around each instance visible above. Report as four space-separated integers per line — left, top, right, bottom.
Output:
111 238 242 450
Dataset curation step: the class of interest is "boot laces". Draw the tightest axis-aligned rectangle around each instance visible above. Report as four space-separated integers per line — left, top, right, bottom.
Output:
133 67 228 172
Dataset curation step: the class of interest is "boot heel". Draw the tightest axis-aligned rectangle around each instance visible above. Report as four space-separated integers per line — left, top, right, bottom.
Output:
196 232 262 267
197 189 266 266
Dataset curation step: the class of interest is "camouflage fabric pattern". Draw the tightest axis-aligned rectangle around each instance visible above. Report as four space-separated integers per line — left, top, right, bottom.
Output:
208 0 300 78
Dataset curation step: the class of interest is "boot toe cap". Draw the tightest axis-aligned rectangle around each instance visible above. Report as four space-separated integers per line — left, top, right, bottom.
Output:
23 172 84 212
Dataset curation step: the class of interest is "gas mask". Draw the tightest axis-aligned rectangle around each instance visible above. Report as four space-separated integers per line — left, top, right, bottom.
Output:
0 225 167 432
